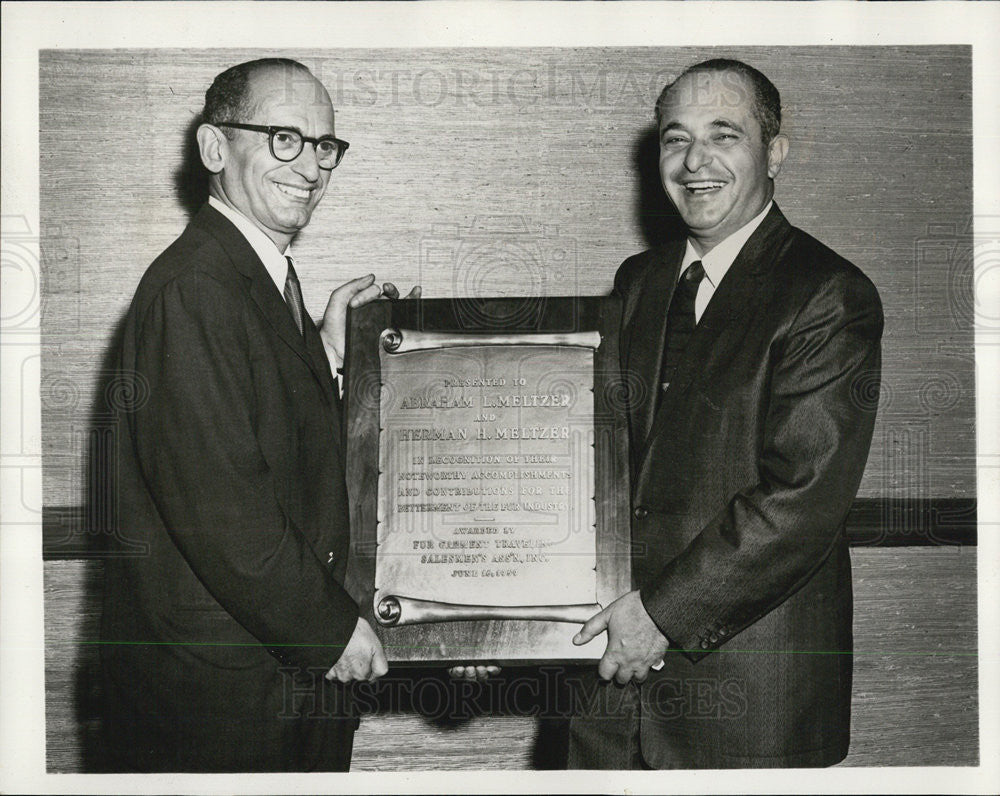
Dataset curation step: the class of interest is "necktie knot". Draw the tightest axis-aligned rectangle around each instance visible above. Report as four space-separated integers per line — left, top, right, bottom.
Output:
682 259 705 289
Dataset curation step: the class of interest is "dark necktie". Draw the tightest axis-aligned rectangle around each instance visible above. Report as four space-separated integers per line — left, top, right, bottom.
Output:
283 256 305 337
660 260 705 392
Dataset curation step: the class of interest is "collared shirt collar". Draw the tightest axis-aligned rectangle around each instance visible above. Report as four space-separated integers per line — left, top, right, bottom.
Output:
208 195 289 294
680 200 773 287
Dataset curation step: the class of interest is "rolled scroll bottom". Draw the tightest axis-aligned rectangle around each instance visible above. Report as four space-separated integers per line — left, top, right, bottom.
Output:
376 595 601 626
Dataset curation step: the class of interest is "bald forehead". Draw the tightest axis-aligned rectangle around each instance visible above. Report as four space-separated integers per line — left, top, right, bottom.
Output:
662 69 754 114
245 65 333 118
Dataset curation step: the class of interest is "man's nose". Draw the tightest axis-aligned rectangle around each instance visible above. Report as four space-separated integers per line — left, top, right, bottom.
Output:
683 140 712 172
290 143 322 181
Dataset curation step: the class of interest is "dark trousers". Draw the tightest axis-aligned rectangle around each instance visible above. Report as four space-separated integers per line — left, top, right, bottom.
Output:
102 659 357 772
566 671 651 770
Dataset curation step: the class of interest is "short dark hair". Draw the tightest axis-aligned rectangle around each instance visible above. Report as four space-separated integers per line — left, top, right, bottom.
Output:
655 58 782 143
202 58 312 138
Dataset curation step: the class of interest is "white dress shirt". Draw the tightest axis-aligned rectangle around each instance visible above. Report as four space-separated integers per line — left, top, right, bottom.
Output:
680 201 772 323
208 195 291 295
207 196 342 388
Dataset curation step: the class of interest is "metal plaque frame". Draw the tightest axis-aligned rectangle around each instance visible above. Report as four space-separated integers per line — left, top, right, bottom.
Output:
343 297 630 664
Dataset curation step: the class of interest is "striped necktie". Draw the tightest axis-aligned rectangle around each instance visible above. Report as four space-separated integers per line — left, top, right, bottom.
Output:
283 256 305 337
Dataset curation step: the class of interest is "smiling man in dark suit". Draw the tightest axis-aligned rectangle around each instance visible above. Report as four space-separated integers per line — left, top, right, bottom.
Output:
570 58 884 768
100 58 411 772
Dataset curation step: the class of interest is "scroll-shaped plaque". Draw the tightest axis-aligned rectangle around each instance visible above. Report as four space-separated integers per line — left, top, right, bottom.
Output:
345 298 630 664
375 329 601 627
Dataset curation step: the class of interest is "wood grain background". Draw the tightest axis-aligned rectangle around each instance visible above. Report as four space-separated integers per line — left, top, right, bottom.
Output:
40 46 974 507
37 47 977 770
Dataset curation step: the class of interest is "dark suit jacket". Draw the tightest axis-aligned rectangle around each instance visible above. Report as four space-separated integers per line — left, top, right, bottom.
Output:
617 205 882 767
100 204 360 771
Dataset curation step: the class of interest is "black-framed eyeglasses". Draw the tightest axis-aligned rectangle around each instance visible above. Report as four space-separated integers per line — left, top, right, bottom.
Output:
216 122 349 170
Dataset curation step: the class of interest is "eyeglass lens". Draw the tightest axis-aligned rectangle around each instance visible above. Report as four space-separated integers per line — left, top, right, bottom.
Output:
271 129 343 169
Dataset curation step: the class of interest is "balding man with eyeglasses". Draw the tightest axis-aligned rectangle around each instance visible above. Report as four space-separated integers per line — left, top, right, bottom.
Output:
100 58 416 772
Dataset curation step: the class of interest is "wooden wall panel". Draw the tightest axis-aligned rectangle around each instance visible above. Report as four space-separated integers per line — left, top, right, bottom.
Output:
40 46 974 512
44 547 978 771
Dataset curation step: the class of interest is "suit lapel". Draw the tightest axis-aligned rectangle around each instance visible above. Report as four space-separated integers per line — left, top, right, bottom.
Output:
625 240 684 455
193 205 337 409
636 205 794 467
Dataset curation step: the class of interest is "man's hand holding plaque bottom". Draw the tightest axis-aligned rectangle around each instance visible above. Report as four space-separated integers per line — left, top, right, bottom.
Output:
326 617 390 683
447 665 502 682
573 591 669 685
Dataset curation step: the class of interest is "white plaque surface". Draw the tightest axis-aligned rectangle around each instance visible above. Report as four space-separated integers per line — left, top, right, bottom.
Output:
375 334 598 619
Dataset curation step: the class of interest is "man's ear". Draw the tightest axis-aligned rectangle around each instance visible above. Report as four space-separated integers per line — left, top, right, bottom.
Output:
767 134 790 179
196 123 227 174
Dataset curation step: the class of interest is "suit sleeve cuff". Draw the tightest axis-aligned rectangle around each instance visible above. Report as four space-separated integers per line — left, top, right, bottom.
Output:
640 583 716 663
266 585 360 671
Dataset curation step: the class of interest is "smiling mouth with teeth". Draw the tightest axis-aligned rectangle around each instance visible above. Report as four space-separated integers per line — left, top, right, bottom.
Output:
275 183 312 200
683 181 727 194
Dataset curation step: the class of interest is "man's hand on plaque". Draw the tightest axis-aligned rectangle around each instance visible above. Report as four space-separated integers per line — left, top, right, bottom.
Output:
379 281 421 302
572 590 668 685
319 275 421 369
326 617 390 683
447 665 502 682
